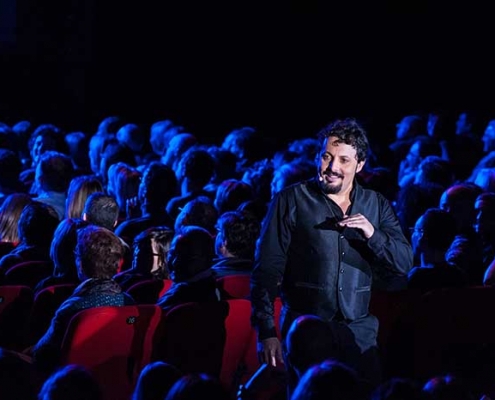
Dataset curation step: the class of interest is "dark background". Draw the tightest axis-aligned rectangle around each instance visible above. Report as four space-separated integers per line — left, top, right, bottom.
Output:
1 1 493 146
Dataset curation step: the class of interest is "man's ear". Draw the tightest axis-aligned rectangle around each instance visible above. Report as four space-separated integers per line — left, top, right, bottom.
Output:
113 219 118 227
356 160 366 174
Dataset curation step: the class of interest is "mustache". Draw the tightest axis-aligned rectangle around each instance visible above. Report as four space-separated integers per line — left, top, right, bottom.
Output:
323 170 344 179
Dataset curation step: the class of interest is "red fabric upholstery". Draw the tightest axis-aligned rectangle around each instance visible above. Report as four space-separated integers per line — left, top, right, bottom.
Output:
217 274 251 299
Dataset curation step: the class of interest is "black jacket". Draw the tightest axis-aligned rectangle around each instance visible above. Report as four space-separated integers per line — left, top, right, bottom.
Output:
251 178 413 340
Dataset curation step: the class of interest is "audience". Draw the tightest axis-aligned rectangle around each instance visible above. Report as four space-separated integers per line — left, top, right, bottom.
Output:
0 110 494 399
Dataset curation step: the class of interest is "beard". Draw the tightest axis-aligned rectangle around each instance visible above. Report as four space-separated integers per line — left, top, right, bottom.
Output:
320 179 343 194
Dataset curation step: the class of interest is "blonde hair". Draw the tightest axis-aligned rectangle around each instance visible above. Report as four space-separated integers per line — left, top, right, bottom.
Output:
66 175 104 219
0 193 33 244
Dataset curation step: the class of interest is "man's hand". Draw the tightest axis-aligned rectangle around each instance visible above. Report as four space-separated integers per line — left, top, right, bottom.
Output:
257 337 284 367
338 213 375 239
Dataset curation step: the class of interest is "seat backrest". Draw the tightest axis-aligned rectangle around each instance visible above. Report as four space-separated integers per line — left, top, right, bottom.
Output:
60 304 163 400
0 285 34 350
152 301 229 378
241 297 283 386
126 279 173 304
369 288 422 351
217 274 251 299
4 260 53 289
220 298 255 394
27 283 77 346
384 286 495 389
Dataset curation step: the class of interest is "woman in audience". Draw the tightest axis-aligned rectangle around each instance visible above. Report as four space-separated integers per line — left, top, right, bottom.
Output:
0 193 33 257
65 175 104 219
34 217 90 293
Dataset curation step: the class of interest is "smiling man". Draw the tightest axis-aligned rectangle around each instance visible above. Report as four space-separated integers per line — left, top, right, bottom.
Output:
250 118 413 391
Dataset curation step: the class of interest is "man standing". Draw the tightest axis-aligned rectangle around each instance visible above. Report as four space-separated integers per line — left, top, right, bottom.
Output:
250 118 413 387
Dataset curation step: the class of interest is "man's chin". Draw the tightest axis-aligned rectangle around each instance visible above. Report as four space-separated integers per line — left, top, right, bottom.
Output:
321 182 342 195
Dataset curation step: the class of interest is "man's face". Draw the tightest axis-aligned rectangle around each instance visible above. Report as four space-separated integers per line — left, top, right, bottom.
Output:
317 136 364 195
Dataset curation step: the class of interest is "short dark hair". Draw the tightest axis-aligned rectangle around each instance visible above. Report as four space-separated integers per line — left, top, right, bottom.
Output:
83 192 119 230
36 151 75 192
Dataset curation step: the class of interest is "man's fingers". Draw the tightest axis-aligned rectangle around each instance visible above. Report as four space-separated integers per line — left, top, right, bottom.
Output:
270 354 277 367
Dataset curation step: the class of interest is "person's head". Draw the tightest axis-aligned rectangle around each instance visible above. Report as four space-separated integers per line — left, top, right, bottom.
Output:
116 123 146 153
410 208 457 261
455 111 478 136
131 226 175 279
315 118 368 196
164 373 230 400
65 131 90 171
284 315 344 379
29 123 66 167
214 210 260 260
482 119 495 153
174 196 219 236
395 115 425 141
18 201 60 247
161 133 198 170
35 150 75 193
88 133 113 175
138 161 178 214
96 115 123 136
474 192 495 244
404 136 442 172
271 159 314 198
175 147 215 189
75 224 125 280
214 179 254 215
167 225 215 283
99 138 137 185
38 364 102 400
0 148 22 191
291 359 364 400
149 119 174 156
50 217 90 280
65 175 104 219
422 374 475 400
82 192 119 230
132 361 183 400
107 162 141 212
0 193 33 244
439 182 484 234
413 155 454 188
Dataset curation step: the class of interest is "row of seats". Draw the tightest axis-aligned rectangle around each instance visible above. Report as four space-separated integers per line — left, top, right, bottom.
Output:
0 272 252 351
0 289 282 400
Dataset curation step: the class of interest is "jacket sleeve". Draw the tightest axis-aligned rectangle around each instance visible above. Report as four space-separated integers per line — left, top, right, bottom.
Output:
250 192 293 340
367 193 414 275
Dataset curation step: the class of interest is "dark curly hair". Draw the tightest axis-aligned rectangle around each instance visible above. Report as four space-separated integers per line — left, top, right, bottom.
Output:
316 118 369 163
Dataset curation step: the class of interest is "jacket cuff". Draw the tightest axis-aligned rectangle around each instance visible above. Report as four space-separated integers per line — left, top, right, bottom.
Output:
258 326 278 341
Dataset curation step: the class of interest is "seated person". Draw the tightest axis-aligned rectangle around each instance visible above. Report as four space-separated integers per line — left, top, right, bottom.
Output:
408 208 468 293
114 226 175 291
30 224 135 375
212 210 260 278
156 225 219 313
0 201 59 277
